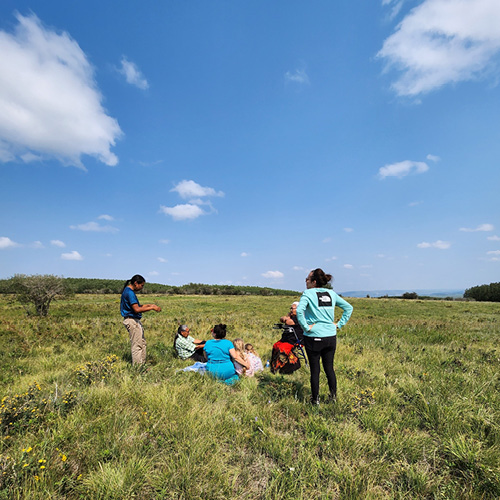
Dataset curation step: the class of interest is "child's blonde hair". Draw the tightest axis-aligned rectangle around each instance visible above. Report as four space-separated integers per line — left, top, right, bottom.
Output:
233 338 246 357
245 343 258 356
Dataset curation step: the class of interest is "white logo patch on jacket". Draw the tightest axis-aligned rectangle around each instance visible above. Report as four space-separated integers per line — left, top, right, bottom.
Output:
316 291 332 307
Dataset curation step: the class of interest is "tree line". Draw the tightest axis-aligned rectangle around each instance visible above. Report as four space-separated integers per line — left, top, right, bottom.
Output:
0 275 298 317
464 282 500 302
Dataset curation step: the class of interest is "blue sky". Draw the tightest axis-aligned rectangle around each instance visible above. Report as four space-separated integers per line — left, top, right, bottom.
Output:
1 0 499 293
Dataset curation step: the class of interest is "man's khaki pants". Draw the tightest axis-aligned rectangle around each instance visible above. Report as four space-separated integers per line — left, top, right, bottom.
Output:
123 318 146 364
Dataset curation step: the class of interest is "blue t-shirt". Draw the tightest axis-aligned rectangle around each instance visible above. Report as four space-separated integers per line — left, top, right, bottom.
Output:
203 339 234 363
120 286 141 319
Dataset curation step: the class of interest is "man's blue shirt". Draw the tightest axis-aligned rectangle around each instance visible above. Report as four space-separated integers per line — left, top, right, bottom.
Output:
120 287 142 319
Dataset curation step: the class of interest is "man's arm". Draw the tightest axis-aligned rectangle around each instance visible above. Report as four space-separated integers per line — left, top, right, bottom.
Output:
131 303 161 313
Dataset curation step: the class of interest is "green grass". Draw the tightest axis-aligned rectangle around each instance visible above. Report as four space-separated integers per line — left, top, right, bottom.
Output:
0 295 499 499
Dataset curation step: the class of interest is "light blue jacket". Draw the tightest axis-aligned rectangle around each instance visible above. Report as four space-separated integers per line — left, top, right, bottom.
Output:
296 288 353 338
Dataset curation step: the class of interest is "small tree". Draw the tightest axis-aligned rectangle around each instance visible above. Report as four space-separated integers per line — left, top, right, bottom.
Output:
10 274 65 316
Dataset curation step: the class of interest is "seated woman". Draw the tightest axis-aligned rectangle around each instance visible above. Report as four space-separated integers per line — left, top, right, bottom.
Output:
271 301 304 374
203 324 250 385
174 325 207 362
279 301 304 344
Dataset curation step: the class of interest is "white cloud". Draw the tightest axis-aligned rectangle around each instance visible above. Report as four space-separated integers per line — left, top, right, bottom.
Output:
70 221 119 233
285 69 310 85
379 160 429 179
161 181 224 220
0 13 122 167
409 201 423 207
240 252 249 257
98 214 114 221
119 57 149 90
262 271 284 279
343 264 354 269
487 235 500 241
31 241 44 249
378 0 500 96
61 250 83 260
21 152 42 163
293 266 304 271
159 239 170 244
149 271 159 276
158 257 167 263
460 223 494 232
344 228 354 233
325 256 338 262
417 240 451 249
0 236 20 249
139 159 164 167
383 0 405 20
171 180 224 200
426 154 440 162
487 250 500 255
51 240 66 247
160 204 205 221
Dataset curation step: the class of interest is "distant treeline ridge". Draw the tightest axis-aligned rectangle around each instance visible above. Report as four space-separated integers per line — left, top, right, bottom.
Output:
0 277 298 296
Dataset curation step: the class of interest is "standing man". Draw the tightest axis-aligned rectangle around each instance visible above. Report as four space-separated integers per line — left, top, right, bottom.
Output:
120 274 161 365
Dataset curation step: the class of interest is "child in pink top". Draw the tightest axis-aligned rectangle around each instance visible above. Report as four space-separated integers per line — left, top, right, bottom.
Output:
245 343 264 375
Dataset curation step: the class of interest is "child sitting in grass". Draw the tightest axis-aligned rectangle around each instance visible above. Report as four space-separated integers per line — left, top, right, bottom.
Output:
232 338 249 376
245 343 264 375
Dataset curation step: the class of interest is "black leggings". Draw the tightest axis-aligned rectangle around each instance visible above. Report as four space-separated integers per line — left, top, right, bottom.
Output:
304 336 337 400
190 349 207 362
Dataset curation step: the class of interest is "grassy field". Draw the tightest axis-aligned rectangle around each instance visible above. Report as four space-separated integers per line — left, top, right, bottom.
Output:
0 294 499 499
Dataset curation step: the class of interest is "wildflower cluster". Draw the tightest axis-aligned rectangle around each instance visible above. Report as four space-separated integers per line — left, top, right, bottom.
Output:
55 390 78 415
0 384 48 435
349 389 376 415
0 446 47 488
73 354 118 386
1 384 80 437
0 454 16 488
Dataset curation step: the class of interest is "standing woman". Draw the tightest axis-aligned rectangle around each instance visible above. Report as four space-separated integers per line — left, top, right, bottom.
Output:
120 274 162 365
296 268 353 404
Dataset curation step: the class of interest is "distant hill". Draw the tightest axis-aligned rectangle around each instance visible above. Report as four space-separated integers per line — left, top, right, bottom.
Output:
340 289 464 299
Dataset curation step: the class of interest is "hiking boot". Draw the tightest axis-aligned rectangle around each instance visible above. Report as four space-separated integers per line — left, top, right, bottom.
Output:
327 394 337 404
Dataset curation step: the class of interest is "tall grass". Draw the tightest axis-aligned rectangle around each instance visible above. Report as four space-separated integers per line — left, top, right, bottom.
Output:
0 295 498 499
